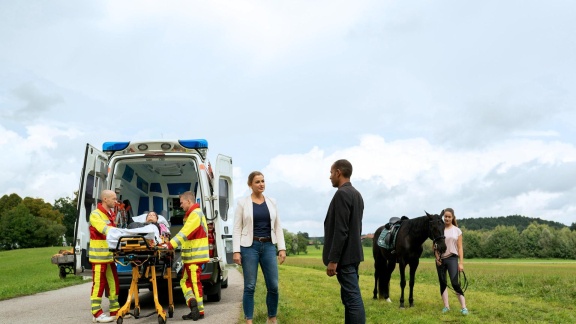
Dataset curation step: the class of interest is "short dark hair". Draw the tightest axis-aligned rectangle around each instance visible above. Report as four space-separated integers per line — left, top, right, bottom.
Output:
333 159 353 178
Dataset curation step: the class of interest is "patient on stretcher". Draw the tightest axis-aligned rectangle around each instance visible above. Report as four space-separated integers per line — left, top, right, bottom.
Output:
107 212 171 248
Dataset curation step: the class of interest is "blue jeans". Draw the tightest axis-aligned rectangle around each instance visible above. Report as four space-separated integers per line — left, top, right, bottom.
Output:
241 241 279 320
336 263 365 324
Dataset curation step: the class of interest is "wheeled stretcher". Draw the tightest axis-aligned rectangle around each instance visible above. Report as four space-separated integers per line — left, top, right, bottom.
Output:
111 235 174 324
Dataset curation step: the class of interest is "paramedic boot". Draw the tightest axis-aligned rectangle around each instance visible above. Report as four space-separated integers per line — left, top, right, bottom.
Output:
92 313 114 323
182 298 200 321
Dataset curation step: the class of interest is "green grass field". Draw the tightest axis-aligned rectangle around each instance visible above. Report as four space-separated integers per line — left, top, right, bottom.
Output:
0 247 85 301
2 246 576 323
248 246 576 323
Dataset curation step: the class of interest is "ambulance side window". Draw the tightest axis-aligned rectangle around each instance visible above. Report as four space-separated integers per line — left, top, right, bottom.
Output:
84 174 95 222
219 179 229 221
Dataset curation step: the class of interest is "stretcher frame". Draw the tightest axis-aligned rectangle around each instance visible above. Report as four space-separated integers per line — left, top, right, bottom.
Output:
111 235 174 324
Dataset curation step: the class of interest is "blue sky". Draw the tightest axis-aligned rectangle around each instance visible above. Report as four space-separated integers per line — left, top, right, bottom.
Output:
1 1 575 236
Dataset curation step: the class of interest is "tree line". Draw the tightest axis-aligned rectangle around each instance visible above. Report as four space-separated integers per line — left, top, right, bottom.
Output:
2 191 575 260
362 219 576 259
0 193 76 250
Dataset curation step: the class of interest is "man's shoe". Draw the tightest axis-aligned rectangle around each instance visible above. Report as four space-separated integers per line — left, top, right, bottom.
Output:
92 313 114 323
461 308 469 315
442 307 450 313
182 312 204 320
184 299 200 321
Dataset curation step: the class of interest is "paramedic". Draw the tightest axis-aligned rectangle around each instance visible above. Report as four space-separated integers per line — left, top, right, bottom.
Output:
166 191 209 321
89 189 121 323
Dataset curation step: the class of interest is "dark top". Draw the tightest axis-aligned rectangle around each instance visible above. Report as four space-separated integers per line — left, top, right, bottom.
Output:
323 182 364 266
253 201 271 238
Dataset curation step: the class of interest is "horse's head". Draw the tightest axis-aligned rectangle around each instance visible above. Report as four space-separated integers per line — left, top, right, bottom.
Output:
425 210 447 254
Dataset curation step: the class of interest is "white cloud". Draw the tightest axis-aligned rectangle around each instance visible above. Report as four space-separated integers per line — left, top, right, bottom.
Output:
1 1 576 237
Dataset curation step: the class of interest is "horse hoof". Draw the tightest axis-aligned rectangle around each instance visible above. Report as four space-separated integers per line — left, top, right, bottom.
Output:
386 298 392 303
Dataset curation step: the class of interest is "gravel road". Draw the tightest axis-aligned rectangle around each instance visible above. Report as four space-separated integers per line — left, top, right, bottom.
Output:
0 266 243 324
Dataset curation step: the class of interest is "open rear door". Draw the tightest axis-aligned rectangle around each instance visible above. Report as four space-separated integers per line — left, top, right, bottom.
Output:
213 154 234 265
73 144 109 275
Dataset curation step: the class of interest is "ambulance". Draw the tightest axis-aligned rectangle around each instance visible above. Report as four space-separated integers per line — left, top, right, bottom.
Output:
73 139 234 303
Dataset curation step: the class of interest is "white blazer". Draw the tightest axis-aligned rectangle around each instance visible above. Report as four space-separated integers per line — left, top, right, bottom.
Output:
232 195 286 253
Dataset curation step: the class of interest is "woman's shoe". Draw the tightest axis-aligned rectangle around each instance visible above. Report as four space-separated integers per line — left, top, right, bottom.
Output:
442 307 450 313
461 308 469 315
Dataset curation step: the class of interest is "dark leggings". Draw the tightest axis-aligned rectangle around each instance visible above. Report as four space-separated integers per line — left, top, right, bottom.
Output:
436 255 464 296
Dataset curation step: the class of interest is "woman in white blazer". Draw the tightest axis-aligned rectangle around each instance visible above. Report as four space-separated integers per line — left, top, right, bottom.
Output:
233 171 286 324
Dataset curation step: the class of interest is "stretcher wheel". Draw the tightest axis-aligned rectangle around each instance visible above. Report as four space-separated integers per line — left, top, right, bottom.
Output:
59 266 67 279
157 315 166 324
134 307 140 318
116 317 123 324
168 305 174 318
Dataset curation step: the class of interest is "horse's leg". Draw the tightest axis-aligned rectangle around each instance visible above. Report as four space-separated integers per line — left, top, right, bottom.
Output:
373 266 378 300
382 257 395 302
408 259 420 307
373 252 381 299
398 262 407 308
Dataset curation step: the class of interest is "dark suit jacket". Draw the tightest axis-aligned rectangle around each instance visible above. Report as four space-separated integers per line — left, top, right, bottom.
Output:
323 182 364 266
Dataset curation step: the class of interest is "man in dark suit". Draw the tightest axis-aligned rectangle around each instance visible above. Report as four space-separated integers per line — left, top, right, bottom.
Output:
323 159 366 324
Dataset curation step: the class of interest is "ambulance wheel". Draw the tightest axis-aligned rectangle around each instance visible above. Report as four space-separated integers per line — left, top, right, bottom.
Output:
116 317 123 324
168 305 174 318
158 315 166 324
59 266 67 279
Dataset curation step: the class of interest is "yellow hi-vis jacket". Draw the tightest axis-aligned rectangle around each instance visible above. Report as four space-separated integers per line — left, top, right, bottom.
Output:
168 205 209 264
88 204 116 263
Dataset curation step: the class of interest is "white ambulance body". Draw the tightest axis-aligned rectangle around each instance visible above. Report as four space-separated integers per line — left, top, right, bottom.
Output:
73 139 234 303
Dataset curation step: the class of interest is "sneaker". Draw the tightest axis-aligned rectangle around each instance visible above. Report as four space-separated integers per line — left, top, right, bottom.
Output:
442 307 450 313
461 308 469 315
185 299 200 321
92 313 114 323
182 313 204 320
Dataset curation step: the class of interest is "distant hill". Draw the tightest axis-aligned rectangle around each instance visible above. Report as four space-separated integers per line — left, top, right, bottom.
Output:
458 215 568 232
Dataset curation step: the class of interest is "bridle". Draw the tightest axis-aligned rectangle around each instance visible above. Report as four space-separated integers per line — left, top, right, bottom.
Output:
429 217 445 249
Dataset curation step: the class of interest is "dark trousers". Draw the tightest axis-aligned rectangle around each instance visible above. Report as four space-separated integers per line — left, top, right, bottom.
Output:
436 255 465 296
336 263 366 324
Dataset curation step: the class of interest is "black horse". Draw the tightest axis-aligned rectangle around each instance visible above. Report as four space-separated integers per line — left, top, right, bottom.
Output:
372 211 447 308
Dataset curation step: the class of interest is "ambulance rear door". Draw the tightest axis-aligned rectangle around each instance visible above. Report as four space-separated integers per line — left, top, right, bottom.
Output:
74 143 109 275
213 154 234 265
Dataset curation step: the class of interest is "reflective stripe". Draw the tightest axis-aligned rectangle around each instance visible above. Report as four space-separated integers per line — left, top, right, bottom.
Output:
103 225 109 234
182 246 209 253
89 247 110 253
89 255 113 261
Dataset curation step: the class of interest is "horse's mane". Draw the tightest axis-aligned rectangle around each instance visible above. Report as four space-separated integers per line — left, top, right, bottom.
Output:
404 215 431 242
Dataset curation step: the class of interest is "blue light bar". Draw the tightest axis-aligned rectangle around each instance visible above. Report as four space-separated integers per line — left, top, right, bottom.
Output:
179 139 208 149
103 141 130 152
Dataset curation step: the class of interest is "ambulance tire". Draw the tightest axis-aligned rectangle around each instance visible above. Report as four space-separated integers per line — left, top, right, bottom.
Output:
205 281 222 302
